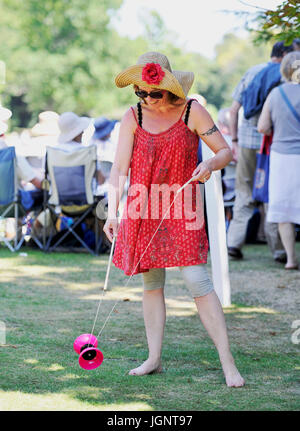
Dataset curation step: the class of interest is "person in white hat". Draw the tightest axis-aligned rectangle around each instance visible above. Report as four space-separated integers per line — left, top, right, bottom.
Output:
103 52 244 387
0 105 12 122
58 112 93 149
57 111 105 187
0 121 9 146
30 111 60 138
0 105 12 147
0 106 43 191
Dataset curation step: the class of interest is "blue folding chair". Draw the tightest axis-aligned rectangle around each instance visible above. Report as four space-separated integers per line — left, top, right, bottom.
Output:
43 145 103 255
0 146 20 251
0 147 46 251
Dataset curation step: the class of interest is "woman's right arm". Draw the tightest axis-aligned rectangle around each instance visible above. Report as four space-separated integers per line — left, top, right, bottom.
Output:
103 108 136 242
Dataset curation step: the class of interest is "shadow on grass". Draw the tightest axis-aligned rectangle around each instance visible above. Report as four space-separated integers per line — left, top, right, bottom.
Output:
1 245 299 410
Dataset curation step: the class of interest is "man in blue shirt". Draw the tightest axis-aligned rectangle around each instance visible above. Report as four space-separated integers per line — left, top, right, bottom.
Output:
227 42 293 262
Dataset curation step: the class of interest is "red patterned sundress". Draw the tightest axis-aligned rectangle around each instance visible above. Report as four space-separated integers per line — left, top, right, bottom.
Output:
112 99 209 276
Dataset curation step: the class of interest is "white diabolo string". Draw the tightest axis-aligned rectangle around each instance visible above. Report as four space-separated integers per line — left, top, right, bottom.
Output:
91 176 198 340
88 236 116 345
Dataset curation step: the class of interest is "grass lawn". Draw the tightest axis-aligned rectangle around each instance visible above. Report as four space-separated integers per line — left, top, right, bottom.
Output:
0 243 299 411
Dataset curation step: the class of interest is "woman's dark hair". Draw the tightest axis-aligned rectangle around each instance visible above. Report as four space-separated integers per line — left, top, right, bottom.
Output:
293 38 300 50
270 41 293 58
167 92 180 104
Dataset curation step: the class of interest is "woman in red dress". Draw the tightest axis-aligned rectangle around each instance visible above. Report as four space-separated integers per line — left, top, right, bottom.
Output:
104 52 244 387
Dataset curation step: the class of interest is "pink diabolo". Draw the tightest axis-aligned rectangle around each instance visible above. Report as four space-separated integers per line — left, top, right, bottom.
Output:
73 333 104 370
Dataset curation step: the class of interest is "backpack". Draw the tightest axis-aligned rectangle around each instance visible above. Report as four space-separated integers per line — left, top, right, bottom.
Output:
242 62 281 119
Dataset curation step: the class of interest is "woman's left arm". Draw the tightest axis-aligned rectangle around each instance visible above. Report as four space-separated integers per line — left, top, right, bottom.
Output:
257 95 273 136
190 102 233 182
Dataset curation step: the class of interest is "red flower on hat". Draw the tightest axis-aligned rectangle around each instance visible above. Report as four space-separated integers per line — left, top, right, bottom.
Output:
142 63 165 85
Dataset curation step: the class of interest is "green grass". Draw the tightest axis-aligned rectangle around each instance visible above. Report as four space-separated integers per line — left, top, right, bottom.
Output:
0 243 299 411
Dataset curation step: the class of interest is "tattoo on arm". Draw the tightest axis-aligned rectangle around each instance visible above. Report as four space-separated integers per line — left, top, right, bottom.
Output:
199 124 219 136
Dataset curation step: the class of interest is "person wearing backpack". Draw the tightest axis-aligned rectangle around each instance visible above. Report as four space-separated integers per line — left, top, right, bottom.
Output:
227 42 293 262
258 51 300 270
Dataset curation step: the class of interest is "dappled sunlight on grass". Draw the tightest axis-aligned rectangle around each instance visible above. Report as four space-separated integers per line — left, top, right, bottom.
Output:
1 245 299 411
21 266 83 276
224 305 278 315
64 281 105 293
88 258 114 266
24 359 39 365
79 288 198 317
80 290 142 302
1 267 84 287
46 364 65 372
165 297 196 317
0 389 153 411
57 374 82 381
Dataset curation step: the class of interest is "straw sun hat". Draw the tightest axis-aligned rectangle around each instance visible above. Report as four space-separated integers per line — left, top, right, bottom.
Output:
115 52 194 99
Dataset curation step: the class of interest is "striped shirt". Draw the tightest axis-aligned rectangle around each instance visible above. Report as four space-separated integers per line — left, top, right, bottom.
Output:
232 63 267 150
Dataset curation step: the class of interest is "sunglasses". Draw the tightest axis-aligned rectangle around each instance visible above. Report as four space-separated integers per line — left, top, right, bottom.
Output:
135 90 164 99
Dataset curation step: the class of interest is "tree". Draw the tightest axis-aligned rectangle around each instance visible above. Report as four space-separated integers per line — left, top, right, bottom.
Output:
241 0 300 45
0 0 139 126
0 1 284 128
196 33 271 111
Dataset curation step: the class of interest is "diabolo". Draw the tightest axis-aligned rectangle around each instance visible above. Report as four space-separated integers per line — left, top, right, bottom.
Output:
73 333 104 370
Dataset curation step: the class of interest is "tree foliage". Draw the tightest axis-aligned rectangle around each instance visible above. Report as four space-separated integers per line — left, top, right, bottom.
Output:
0 0 146 125
0 1 278 128
252 0 300 45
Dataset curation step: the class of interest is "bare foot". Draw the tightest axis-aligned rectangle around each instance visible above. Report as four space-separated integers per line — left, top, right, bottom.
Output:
285 263 299 270
128 359 162 376
221 356 245 388
224 367 245 387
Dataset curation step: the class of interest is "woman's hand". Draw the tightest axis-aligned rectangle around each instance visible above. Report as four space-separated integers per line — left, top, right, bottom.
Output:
103 218 119 243
192 161 212 183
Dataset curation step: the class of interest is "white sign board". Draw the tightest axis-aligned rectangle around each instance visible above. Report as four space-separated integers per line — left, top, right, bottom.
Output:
201 142 231 307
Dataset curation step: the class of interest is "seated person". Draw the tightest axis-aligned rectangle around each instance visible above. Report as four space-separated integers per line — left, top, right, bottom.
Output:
33 112 107 248
16 110 60 189
56 111 106 188
0 112 42 194
92 117 119 194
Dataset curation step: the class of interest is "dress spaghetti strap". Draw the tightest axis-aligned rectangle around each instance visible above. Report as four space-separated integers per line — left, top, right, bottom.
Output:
132 99 194 131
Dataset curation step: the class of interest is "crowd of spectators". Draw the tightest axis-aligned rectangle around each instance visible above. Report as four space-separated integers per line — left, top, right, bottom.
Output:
1 39 299 267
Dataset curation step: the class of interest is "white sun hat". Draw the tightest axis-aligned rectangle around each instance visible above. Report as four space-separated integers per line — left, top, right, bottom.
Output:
0 120 8 135
31 111 60 137
0 105 12 122
58 112 92 144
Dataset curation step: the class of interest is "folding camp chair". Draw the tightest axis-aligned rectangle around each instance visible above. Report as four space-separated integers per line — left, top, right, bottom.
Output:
0 146 19 251
0 146 47 251
43 144 102 255
17 188 45 251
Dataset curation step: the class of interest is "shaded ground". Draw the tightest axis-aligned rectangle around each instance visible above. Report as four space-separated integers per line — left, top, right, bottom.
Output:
0 243 299 411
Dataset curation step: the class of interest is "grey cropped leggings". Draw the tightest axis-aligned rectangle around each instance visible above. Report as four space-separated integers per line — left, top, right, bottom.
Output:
142 265 214 298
